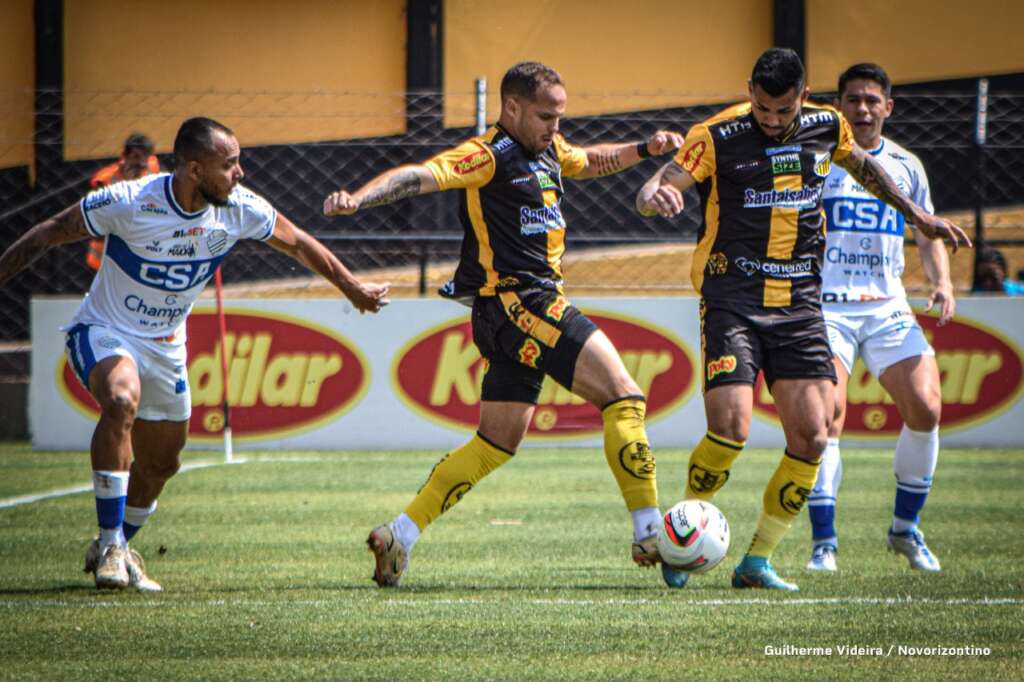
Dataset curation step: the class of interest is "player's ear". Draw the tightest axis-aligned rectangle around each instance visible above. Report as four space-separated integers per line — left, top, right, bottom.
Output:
800 86 810 103
885 97 895 118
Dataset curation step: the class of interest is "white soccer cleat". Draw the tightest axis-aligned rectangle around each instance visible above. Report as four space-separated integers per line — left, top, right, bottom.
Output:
806 543 838 571
631 534 661 568
367 524 409 588
94 544 130 589
887 529 941 572
83 537 101 574
125 547 163 592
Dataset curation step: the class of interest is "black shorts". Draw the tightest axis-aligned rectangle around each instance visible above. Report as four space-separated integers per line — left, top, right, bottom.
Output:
471 289 599 403
700 298 836 391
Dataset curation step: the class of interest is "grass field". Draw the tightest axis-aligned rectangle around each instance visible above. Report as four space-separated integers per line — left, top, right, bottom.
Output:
0 443 1021 680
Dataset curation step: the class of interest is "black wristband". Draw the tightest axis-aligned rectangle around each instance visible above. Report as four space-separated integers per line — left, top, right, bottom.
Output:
636 141 651 158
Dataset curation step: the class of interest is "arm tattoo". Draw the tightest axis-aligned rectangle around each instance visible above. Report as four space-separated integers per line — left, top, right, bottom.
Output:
0 206 87 287
359 170 422 209
841 150 918 220
590 148 626 177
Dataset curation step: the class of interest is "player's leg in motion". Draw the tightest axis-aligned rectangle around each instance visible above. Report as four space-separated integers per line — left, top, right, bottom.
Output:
879 354 942 571
806 358 847 572
687 385 751 502
733 378 832 592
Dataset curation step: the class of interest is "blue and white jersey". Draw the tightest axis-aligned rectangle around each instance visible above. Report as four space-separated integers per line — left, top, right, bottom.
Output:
70 173 276 341
821 137 932 308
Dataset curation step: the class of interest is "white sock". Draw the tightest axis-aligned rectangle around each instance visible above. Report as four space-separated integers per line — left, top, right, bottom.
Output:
631 506 662 542
391 513 421 552
808 438 842 546
892 425 939 533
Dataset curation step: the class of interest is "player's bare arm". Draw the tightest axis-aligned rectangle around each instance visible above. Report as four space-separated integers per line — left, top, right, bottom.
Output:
837 146 972 251
914 226 956 325
267 213 390 313
0 204 90 288
635 161 695 218
323 165 439 216
574 130 684 180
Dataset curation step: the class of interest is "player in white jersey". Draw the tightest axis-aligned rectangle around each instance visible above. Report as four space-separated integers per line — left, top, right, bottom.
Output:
806 64 953 573
0 117 389 591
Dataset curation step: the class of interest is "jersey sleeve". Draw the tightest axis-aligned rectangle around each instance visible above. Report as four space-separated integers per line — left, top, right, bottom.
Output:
423 140 497 191
79 181 135 238
236 186 277 241
673 123 715 182
553 134 588 178
832 111 855 162
910 157 935 215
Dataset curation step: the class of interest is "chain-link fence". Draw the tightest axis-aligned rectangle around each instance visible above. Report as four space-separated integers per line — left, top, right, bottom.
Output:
2 86 1023 351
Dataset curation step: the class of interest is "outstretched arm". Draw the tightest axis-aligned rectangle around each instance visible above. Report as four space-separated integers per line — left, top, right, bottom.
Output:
0 204 90 288
915 226 955 325
836 146 972 251
573 130 684 180
323 165 439 217
635 161 696 218
266 213 389 313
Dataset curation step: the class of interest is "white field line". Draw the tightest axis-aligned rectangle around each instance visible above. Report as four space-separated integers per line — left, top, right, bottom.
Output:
0 455 329 510
1 596 1021 610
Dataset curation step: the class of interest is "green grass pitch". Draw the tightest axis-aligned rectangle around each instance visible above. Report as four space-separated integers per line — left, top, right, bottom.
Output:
0 443 1021 680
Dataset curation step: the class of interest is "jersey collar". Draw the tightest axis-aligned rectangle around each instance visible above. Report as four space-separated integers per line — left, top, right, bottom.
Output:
867 139 886 156
164 175 210 220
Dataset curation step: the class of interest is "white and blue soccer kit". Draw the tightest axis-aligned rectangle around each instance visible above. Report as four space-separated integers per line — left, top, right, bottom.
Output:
820 137 935 376
65 173 276 420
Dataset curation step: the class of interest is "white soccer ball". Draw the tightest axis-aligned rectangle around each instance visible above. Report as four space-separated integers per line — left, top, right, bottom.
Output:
657 499 730 574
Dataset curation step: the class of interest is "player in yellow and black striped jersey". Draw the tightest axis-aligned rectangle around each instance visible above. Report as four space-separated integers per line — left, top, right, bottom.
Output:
323 61 689 588
637 48 970 592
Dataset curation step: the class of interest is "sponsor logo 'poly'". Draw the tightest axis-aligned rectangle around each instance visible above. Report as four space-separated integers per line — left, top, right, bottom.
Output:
392 312 695 437
59 310 367 440
752 313 1024 436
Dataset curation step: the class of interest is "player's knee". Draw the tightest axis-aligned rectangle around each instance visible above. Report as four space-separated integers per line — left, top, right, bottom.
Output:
138 453 182 482
902 390 941 431
100 390 138 426
706 413 749 444
790 425 829 459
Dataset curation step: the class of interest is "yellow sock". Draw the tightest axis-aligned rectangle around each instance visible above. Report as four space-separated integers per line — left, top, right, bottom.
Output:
601 397 657 510
748 452 821 558
685 431 744 500
404 434 513 530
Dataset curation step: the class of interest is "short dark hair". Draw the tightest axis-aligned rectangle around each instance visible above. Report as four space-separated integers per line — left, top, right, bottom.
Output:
978 246 1007 271
838 63 892 98
751 48 805 97
500 61 563 101
123 132 155 156
173 117 234 166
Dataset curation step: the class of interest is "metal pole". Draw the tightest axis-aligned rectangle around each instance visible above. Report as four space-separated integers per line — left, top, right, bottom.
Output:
972 77 989 290
475 78 487 136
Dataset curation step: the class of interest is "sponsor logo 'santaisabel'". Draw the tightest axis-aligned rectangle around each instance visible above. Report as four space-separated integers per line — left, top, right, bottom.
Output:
393 312 696 437
59 310 367 440
752 313 1024 435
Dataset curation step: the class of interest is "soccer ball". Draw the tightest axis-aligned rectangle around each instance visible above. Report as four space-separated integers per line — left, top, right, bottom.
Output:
657 500 730 574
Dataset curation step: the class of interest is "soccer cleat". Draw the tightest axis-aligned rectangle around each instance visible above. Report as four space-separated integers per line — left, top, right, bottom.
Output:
632 534 689 588
367 524 409 588
125 547 163 592
806 543 838 572
731 555 799 591
94 544 130 589
887 529 941 572
83 537 101 574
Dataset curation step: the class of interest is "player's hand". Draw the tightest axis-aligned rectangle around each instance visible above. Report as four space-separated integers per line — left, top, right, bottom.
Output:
639 184 685 218
913 214 972 252
645 131 685 157
925 283 956 326
323 190 359 217
346 281 391 314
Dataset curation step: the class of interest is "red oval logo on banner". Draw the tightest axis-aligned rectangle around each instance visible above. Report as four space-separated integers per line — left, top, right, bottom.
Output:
752 313 1024 436
58 309 368 441
392 311 696 438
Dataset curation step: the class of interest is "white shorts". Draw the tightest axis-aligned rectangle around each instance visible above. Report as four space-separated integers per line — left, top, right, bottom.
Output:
64 322 191 421
824 301 934 377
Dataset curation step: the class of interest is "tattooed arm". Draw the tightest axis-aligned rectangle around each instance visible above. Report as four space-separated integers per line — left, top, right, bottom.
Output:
837 145 972 251
323 165 439 216
636 161 696 218
573 130 684 180
0 204 90 288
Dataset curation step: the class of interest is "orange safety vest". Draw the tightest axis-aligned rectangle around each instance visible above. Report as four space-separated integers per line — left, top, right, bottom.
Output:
86 155 161 271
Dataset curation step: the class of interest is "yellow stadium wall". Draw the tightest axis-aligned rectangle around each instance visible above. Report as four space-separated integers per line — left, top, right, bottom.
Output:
444 0 773 128
0 0 34 171
807 1 1024 90
63 0 406 161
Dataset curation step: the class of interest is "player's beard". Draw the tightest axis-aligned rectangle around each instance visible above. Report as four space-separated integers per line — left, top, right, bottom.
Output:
199 182 230 207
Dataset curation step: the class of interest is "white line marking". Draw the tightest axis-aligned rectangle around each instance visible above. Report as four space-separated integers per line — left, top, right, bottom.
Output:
0 455 328 510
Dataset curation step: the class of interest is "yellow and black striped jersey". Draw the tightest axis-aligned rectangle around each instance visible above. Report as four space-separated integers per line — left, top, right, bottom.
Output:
678 102 854 308
424 124 587 299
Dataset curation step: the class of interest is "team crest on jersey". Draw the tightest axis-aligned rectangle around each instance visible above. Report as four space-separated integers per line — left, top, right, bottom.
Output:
706 252 728 276
453 149 492 175
206 230 228 255
681 141 706 173
814 152 831 178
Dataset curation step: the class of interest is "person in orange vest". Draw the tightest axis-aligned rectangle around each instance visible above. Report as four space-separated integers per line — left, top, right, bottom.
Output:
86 133 161 270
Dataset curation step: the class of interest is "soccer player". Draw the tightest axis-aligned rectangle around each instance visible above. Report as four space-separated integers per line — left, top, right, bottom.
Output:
636 49 969 591
323 61 685 588
0 117 389 591
805 63 954 573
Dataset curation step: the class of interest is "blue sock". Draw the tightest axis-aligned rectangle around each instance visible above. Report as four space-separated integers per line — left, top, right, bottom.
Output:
93 471 129 547
893 490 928 532
808 504 836 543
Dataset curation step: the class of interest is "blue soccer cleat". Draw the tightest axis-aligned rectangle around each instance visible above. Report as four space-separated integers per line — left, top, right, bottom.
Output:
731 555 799 591
660 562 691 589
